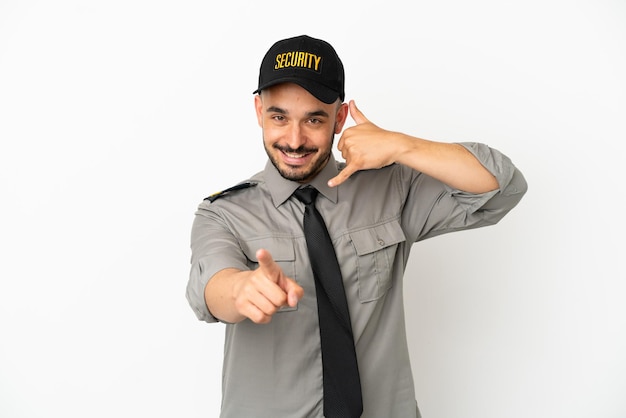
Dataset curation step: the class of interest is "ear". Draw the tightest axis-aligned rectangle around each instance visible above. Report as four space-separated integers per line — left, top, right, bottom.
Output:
254 94 264 128
334 102 349 134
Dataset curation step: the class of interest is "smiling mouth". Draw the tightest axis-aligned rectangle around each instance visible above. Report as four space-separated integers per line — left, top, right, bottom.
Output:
283 151 311 159
275 145 317 162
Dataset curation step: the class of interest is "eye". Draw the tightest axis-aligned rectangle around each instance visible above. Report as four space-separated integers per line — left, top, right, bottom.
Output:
308 117 322 125
272 114 286 122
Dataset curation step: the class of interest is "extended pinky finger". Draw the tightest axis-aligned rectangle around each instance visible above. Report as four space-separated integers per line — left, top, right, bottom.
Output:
327 165 356 187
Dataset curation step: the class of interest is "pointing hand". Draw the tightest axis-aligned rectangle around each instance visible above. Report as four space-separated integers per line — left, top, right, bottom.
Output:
233 249 304 324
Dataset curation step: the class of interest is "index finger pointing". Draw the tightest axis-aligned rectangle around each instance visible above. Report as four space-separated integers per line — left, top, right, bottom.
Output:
256 249 281 283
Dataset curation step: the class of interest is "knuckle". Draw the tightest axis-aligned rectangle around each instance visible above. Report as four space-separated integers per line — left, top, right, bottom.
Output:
234 297 247 313
251 312 268 324
258 307 276 323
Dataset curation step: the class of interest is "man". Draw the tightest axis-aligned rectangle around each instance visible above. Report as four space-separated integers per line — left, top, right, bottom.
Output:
186 34 527 418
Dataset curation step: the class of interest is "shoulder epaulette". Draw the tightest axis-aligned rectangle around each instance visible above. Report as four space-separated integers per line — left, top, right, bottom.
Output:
204 181 258 203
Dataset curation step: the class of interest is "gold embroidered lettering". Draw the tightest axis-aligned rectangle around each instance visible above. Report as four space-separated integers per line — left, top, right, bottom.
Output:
273 51 322 72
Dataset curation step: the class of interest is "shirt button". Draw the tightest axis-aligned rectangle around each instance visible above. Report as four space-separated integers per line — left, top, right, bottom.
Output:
377 238 385 246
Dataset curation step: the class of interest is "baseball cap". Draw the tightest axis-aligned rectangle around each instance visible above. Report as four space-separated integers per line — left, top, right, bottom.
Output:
253 35 345 104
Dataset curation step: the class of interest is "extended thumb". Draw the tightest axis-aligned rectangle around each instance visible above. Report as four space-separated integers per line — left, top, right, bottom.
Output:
349 100 369 124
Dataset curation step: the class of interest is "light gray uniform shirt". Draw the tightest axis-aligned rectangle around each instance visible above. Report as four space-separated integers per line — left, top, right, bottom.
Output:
187 142 527 418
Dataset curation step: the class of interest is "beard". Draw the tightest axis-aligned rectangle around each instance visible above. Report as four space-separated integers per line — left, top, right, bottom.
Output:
264 138 334 183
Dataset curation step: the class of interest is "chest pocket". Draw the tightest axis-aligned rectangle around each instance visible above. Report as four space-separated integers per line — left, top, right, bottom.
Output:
349 220 406 303
241 237 298 312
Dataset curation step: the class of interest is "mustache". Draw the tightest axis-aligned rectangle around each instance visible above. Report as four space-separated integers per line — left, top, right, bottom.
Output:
273 144 318 154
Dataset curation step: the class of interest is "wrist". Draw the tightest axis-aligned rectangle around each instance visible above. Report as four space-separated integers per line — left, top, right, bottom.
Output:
394 133 423 166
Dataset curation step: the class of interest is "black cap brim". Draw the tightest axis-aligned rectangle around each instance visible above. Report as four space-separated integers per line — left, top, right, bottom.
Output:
253 77 341 104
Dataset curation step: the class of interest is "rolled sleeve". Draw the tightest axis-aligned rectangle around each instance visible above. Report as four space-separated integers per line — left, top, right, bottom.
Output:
186 203 250 323
459 142 515 190
457 141 528 215
406 142 527 242
186 256 218 322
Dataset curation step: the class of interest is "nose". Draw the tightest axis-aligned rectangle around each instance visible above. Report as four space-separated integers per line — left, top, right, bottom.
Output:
285 123 306 150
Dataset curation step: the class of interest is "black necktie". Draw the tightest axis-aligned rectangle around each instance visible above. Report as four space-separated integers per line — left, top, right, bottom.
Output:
294 187 363 418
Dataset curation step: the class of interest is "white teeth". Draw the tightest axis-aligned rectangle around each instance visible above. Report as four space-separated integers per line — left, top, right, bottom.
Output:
285 152 306 158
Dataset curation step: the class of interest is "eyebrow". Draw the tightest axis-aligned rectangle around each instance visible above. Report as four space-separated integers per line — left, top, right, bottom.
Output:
266 106 330 118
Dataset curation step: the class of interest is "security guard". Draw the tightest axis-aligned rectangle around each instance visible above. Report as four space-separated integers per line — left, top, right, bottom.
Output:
186 34 527 418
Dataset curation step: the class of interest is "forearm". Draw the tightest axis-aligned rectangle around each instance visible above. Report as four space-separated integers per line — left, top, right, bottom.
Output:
331 101 503 191
394 134 498 193
204 268 248 324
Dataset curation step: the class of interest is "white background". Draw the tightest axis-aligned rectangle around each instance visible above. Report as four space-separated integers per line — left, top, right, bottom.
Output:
1 1 625 417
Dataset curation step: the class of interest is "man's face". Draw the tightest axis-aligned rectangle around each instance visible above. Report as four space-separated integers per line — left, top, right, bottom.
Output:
255 83 348 183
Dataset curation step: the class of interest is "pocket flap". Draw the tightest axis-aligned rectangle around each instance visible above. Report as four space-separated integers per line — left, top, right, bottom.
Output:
349 220 406 256
241 237 295 262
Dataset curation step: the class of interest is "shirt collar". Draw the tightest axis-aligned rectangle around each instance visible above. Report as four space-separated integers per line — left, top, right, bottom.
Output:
264 154 339 207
